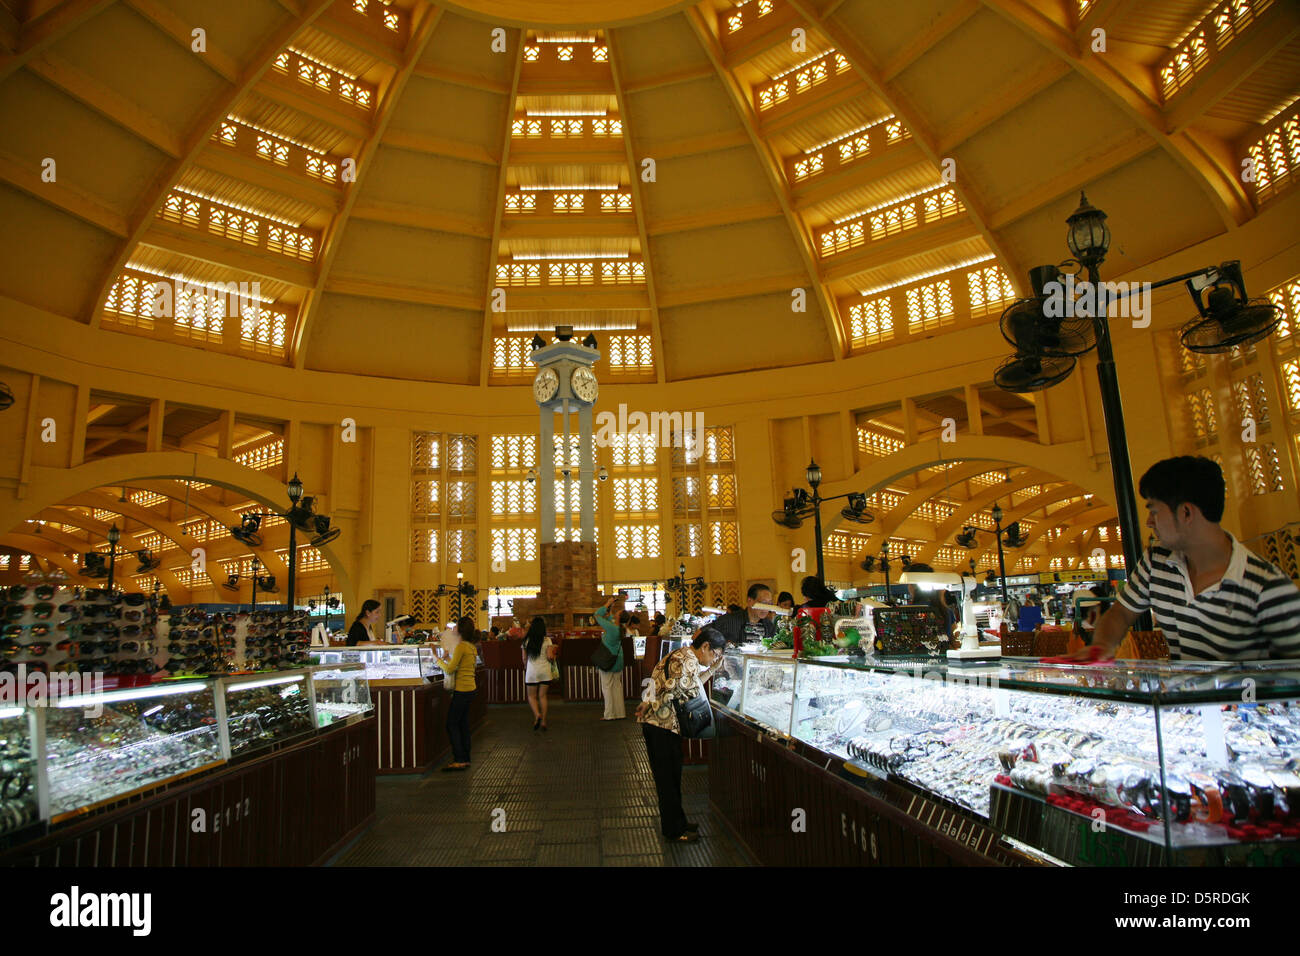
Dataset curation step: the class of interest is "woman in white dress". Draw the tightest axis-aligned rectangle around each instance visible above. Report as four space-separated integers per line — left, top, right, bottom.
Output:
521 616 556 731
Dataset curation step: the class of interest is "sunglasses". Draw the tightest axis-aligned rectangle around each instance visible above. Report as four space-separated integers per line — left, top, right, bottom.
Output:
21 642 49 656
79 604 119 619
0 641 20 658
2 606 26 622
78 624 119 638
117 624 145 637
34 585 55 600
121 609 145 623
121 593 147 607
30 603 53 620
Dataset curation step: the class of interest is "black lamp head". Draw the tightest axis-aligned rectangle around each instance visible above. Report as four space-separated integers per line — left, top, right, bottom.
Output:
531 333 546 351
221 572 240 592
1066 190 1110 264
582 333 597 349
287 473 304 504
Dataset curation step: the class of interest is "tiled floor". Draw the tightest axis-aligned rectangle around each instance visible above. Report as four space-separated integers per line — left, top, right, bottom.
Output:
331 702 755 867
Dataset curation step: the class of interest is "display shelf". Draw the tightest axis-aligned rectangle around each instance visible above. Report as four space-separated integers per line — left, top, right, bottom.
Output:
0 704 42 839
314 644 436 685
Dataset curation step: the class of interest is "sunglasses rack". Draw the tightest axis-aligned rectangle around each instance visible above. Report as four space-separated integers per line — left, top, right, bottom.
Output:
0 584 161 679
162 608 312 676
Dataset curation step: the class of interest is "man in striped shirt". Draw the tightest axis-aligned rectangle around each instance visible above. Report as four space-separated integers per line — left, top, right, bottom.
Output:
1087 456 1300 661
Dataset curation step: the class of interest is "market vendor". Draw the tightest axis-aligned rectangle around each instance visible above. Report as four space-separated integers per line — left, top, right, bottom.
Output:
703 583 776 646
346 599 382 646
1079 456 1300 661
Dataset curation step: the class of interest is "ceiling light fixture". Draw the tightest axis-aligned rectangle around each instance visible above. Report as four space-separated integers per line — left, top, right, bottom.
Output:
510 252 631 261
225 115 331 156
517 184 622 191
122 262 278 304
853 253 999 299
831 182 956 225
767 48 840 81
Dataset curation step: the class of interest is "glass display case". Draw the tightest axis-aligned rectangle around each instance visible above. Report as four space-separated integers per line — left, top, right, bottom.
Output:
45 681 224 820
309 663 373 727
0 705 41 836
220 671 316 758
718 649 1300 859
314 644 437 684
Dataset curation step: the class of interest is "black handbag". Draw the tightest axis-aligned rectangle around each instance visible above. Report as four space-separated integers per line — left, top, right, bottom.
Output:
590 641 618 671
673 689 714 739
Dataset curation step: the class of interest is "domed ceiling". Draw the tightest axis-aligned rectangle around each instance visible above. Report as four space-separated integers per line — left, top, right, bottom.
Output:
0 0 1293 386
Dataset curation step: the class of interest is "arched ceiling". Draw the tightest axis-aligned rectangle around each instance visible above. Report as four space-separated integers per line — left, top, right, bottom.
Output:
1 0 1294 385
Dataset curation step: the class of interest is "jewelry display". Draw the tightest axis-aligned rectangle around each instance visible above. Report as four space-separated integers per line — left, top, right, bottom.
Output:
0 712 38 835
306 664 372 727
726 649 1300 843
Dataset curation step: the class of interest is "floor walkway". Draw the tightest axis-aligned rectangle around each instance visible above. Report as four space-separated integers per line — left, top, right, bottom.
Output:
332 702 756 867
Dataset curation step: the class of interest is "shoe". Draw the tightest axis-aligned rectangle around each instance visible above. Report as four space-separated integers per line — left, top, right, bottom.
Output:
683 822 699 832
533 717 541 730
541 724 548 731
666 832 698 843
440 762 469 772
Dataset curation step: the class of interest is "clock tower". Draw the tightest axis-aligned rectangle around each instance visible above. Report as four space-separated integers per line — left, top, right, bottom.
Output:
514 329 605 632
530 331 599 544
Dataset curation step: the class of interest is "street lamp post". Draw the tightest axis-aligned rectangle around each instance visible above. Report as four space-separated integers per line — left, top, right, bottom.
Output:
1066 195 1144 575
774 460 873 582
991 504 1009 604
106 524 121 595
286 472 303 612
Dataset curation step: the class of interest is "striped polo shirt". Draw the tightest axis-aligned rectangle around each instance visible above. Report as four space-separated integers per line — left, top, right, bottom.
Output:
1117 533 1300 661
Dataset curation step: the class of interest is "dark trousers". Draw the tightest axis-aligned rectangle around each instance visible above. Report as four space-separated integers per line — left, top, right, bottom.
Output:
447 690 475 764
642 723 687 838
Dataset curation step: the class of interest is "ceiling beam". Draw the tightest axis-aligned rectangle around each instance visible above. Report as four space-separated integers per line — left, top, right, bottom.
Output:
620 62 715 94
478 29 524 389
137 226 316 289
124 0 241 82
312 3 403 68
817 217 984 283
978 0 1252 228
1075 0 1138 46
609 28 667 386
686 5 846 360
411 61 510 95
937 58 1069 153
872 460 1003 540
27 52 183 156
255 70 373 141
195 147 343 214
646 200 783 236
0 0 114 83
789 0 1027 293
0 147 128 236
350 199 491 237
86 0 338 331
720 2 806 70
791 139 927 211
880 0 980 82
987 131 1155 230
293 4 449 370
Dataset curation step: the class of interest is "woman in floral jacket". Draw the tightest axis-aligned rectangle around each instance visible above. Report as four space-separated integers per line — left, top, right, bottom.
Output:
635 627 728 843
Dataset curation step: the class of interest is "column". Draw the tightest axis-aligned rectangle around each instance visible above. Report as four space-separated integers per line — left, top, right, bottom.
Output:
579 403 595 543
539 403 555 543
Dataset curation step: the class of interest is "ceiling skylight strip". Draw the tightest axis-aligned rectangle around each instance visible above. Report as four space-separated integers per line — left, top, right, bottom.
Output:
804 114 896 154
853 253 997 299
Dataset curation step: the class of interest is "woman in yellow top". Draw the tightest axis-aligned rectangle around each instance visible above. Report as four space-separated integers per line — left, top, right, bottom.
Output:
437 616 479 772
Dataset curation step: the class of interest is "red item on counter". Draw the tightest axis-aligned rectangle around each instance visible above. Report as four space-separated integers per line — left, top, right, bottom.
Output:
1040 645 1113 666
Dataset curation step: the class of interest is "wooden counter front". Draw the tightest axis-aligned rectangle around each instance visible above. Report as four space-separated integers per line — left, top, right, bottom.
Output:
372 667 488 774
557 636 641 701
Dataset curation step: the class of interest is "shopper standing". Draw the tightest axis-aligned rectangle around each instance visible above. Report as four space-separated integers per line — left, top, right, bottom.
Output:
346 599 381 646
593 595 626 720
636 628 727 843
437 616 479 771
522 616 555 731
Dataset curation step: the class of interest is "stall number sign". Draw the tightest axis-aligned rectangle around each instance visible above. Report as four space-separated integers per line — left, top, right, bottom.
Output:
905 795 989 854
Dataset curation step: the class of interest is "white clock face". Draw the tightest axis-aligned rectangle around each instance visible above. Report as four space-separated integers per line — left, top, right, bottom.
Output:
571 366 599 404
533 367 559 404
